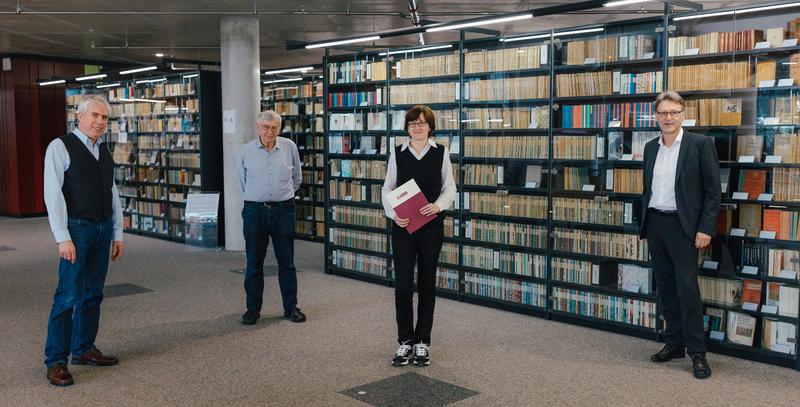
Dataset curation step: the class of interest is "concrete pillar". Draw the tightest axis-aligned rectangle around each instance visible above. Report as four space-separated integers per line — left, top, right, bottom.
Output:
220 16 259 251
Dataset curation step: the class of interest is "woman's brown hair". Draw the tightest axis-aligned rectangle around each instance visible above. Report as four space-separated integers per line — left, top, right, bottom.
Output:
404 105 436 137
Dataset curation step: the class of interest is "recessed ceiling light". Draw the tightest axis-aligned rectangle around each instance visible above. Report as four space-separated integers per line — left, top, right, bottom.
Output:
155 53 165 58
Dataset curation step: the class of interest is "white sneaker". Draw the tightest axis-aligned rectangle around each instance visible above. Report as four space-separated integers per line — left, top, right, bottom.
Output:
413 342 430 366
392 341 413 366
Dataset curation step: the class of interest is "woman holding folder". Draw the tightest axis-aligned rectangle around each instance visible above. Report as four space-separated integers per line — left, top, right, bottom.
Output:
381 105 456 367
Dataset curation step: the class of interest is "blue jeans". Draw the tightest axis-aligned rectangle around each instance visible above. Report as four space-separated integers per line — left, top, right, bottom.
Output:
44 217 113 367
242 201 298 312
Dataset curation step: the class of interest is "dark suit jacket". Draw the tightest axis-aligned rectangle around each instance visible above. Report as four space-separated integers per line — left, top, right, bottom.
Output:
640 130 721 241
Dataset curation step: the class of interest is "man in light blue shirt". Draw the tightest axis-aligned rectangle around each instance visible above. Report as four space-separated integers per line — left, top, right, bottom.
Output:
42 94 125 386
236 110 305 325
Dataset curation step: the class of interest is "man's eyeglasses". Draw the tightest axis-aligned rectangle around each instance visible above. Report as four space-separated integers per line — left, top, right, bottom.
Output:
258 124 281 132
656 110 684 118
408 121 429 128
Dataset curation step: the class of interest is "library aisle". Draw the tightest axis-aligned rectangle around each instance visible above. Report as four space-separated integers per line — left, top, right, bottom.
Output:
0 216 797 406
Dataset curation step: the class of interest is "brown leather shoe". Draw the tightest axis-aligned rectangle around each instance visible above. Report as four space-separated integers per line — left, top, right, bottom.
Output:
72 348 119 366
47 364 74 387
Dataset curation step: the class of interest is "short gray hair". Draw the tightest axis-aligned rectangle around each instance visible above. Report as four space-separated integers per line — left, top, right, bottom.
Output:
257 110 281 124
77 94 111 114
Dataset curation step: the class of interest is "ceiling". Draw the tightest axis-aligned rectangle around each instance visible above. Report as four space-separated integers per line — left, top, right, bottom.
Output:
0 0 768 72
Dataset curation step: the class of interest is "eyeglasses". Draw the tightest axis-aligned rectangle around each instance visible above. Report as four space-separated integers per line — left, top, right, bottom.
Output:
258 124 281 132
408 121 429 128
656 110 684 118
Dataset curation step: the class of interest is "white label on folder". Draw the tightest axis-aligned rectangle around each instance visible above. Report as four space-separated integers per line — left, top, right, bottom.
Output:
721 182 728 193
591 264 600 284
642 52 655 59
738 155 756 163
783 38 798 47
685 48 700 55
762 305 778 315
385 179 422 208
702 261 719 270
780 270 798 280
730 228 747 237
759 80 776 88
732 192 749 200
710 331 725 341
758 193 773 202
493 251 500 269
778 78 795 87
755 41 771 49
584 57 597 64
597 137 605 158
683 119 696 127
582 184 595 192
606 169 614 191
759 230 777 239
609 120 622 128
525 181 538 188
621 154 633 161
742 302 759 312
765 155 783 164
764 117 781 125
740 266 759 275
624 202 633 224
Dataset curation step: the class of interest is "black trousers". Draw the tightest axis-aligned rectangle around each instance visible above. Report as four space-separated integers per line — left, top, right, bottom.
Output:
646 210 706 354
392 223 444 345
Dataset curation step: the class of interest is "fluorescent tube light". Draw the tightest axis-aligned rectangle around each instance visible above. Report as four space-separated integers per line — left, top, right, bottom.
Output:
119 66 158 75
379 44 453 56
735 2 800 15
38 79 66 86
555 27 606 36
426 13 533 32
604 0 650 7
305 36 380 49
264 77 303 84
673 10 735 21
501 27 604 42
96 82 121 89
263 66 314 75
182 73 199 79
119 97 166 104
76 73 107 81
500 34 550 42
135 78 167 84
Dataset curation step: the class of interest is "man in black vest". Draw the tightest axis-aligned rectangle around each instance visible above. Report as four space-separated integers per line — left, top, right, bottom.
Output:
641 91 720 379
43 94 125 386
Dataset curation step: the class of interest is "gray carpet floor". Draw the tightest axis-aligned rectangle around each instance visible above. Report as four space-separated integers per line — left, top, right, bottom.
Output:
1 216 798 406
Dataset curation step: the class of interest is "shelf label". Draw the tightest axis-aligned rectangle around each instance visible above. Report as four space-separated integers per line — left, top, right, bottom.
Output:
366 149 377 154
352 148 361 154
621 154 633 161
778 78 795 87
683 119 696 127
757 193 773 202
609 120 621 128
684 48 700 56
702 260 719 270
740 265 759 275
783 38 798 47
584 57 597 64
118 132 128 143
730 228 747 237
731 192 749 200
497 165 504 185
765 155 783 164
581 184 595 192
780 270 798 280
525 181 538 189
332 171 341 177
737 155 755 163
759 80 776 88
754 41 771 49
742 302 759 312
493 250 500 269
642 52 655 59
761 305 778 315
710 331 725 341
759 230 777 239
763 117 781 125
721 182 728 194
773 344 794 354
622 283 640 293
606 169 614 191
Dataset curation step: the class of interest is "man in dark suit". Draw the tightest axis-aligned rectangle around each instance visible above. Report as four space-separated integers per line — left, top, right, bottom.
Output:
640 91 720 379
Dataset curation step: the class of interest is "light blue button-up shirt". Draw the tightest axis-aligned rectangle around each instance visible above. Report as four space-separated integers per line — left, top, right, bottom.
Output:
43 128 124 243
236 136 302 202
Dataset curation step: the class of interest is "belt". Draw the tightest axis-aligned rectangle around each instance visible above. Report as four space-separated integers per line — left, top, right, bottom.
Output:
69 216 110 223
648 207 678 216
244 199 294 208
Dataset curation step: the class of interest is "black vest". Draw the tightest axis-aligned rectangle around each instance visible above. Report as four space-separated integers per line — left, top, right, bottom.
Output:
394 143 445 231
60 132 114 220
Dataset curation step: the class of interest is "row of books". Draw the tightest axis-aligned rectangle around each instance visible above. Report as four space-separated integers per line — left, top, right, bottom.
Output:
390 82 458 105
463 75 549 101
551 287 657 328
552 197 631 226
552 261 653 295
463 135 548 158
166 170 200 186
462 246 547 278
667 61 751 91
296 220 325 238
556 71 660 97
463 106 550 129
563 35 656 65
609 168 643 194
328 227 386 252
467 192 548 219
136 201 166 217
330 159 386 179
552 227 649 262
274 101 323 116
328 180 382 203
464 45 547 74
395 52 460 79
465 219 548 248
436 268 459 291
327 60 385 84
441 243 459 265
761 95 800 125
328 88 385 107
331 205 387 228
331 249 388 278
464 272 547 307
561 102 657 128
668 29 764 56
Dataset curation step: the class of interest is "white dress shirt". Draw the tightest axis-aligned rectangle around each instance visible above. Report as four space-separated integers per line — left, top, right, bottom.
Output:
43 128 125 243
381 139 457 220
649 128 683 211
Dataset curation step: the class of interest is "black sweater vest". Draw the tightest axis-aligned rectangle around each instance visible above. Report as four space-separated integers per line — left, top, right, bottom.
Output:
60 133 114 220
394 143 444 231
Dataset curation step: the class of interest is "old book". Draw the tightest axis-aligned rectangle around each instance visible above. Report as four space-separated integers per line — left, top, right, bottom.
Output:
112 144 132 164
704 307 725 333
739 169 767 199
738 204 762 237
773 133 799 163
756 60 777 82
766 27 785 48
715 206 733 235
736 135 764 162
727 311 757 346
762 208 783 237
741 279 763 306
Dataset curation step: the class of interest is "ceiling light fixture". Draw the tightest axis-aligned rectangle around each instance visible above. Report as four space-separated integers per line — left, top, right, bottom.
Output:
604 0 650 7
182 73 199 79
119 66 158 75
76 73 107 81
379 44 453 56
734 1 800 15
155 53 164 57
38 79 66 86
425 13 533 33
673 10 735 20
264 77 303 84
262 66 314 75
500 27 604 43
96 82 121 89
305 35 381 49
135 78 167 84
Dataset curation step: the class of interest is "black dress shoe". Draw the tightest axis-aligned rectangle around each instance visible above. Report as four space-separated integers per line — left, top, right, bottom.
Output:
650 343 686 363
241 310 260 325
690 353 712 379
284 307 306 323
